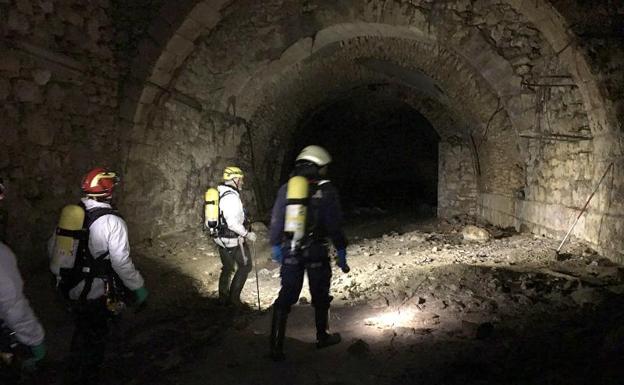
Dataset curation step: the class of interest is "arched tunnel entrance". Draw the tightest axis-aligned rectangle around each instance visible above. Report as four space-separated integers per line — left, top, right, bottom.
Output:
283 94 440 217
2 1 624 384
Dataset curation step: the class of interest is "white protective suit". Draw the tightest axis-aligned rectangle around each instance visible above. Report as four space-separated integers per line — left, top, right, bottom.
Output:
0 242 45 347
61 198 145 300
214 184 248 248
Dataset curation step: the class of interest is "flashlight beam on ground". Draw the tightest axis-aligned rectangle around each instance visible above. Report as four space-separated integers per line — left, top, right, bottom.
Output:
364 308 418 328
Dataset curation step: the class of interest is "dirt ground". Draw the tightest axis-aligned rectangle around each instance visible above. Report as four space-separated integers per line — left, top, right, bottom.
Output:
12 214 624 384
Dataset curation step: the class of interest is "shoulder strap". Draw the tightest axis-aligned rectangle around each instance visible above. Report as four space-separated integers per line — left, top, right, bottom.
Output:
305 180 333 241
84 207 122 229
217 189 242 238
78 206 119 302
219 190 236 200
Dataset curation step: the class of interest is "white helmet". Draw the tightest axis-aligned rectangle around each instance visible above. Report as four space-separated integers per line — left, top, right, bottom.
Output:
295 145 332 167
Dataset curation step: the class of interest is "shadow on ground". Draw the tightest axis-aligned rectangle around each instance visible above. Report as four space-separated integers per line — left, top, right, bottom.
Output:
11 222 624 385
133 264 624 385
12 245 260 385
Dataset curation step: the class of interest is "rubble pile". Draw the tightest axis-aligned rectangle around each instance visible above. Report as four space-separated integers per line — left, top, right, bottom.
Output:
87 218 624 385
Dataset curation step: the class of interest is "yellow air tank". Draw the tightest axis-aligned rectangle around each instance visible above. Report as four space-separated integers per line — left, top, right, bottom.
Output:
204 188 219 235
284 176 309 252
50 205 85 275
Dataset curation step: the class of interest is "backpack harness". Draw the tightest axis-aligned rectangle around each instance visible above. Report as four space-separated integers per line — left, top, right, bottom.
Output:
55 204 123 302
216 188 248 239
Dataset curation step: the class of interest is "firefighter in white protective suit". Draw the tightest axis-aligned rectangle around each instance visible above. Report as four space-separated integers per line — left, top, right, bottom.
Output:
213 166 257 307
0 177 46 376
50 167 148 384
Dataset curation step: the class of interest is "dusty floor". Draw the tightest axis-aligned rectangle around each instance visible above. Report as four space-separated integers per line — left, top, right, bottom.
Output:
12 214 624 384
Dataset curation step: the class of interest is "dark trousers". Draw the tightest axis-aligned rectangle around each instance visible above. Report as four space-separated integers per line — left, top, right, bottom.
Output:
274 256 332 313
0 329 19 383
218 242 252 303
65 297 112 385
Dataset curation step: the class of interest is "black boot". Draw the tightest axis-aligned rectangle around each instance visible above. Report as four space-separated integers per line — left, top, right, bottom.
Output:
269 307 288 361
229 256 251 306
229 272 248 308
218 271 231 305
315 307 341 349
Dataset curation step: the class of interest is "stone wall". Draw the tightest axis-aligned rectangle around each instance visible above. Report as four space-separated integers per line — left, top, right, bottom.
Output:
121 100 256 241
551 0 624 261
2 0 623 265
438 138 478 218
552 0 624 133
475 2 624 261
128 0 608 255
0 0 121 267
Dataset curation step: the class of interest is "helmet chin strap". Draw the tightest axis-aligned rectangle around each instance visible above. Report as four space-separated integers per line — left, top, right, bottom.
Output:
223 179 239 191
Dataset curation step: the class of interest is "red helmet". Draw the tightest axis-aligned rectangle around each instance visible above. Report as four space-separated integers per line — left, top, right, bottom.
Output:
81 167 119 198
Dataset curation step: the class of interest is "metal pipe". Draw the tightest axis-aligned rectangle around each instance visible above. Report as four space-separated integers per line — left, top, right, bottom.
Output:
521 82 578 88
556 162 614 253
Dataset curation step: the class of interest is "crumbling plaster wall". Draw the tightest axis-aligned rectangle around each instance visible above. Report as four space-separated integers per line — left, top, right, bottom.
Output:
120 101 255 240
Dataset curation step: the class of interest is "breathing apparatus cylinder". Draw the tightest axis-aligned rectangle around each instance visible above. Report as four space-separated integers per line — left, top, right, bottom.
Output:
204 188 219 235
50 205 84 276
284 176 308 252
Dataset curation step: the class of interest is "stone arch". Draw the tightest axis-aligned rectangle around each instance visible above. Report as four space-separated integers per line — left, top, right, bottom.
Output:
507 0 618 138
119 0 229 127
119 0 623 261
223 31 522 215
122 0 616 138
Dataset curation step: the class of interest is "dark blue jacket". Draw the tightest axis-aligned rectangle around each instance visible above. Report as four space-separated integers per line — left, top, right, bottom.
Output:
269 179 347 252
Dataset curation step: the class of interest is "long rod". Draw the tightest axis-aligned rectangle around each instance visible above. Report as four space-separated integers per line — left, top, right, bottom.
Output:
252 240 261 311
556 162 614 253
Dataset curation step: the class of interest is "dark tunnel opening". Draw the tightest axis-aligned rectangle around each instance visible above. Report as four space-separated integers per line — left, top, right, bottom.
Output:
282 94 441 218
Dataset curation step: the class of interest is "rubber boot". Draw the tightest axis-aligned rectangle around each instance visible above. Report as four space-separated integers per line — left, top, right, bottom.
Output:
269 307 288 361
229 270 248 308
218 271 231 305
315 307 341 349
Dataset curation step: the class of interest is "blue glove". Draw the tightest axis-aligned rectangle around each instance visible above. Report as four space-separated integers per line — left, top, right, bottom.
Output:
22 343 46 371
134 287 149 306
271 245 283 264
336 249 350 273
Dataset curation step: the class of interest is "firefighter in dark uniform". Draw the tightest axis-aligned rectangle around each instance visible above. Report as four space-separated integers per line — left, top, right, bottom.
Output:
268 145 350 361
